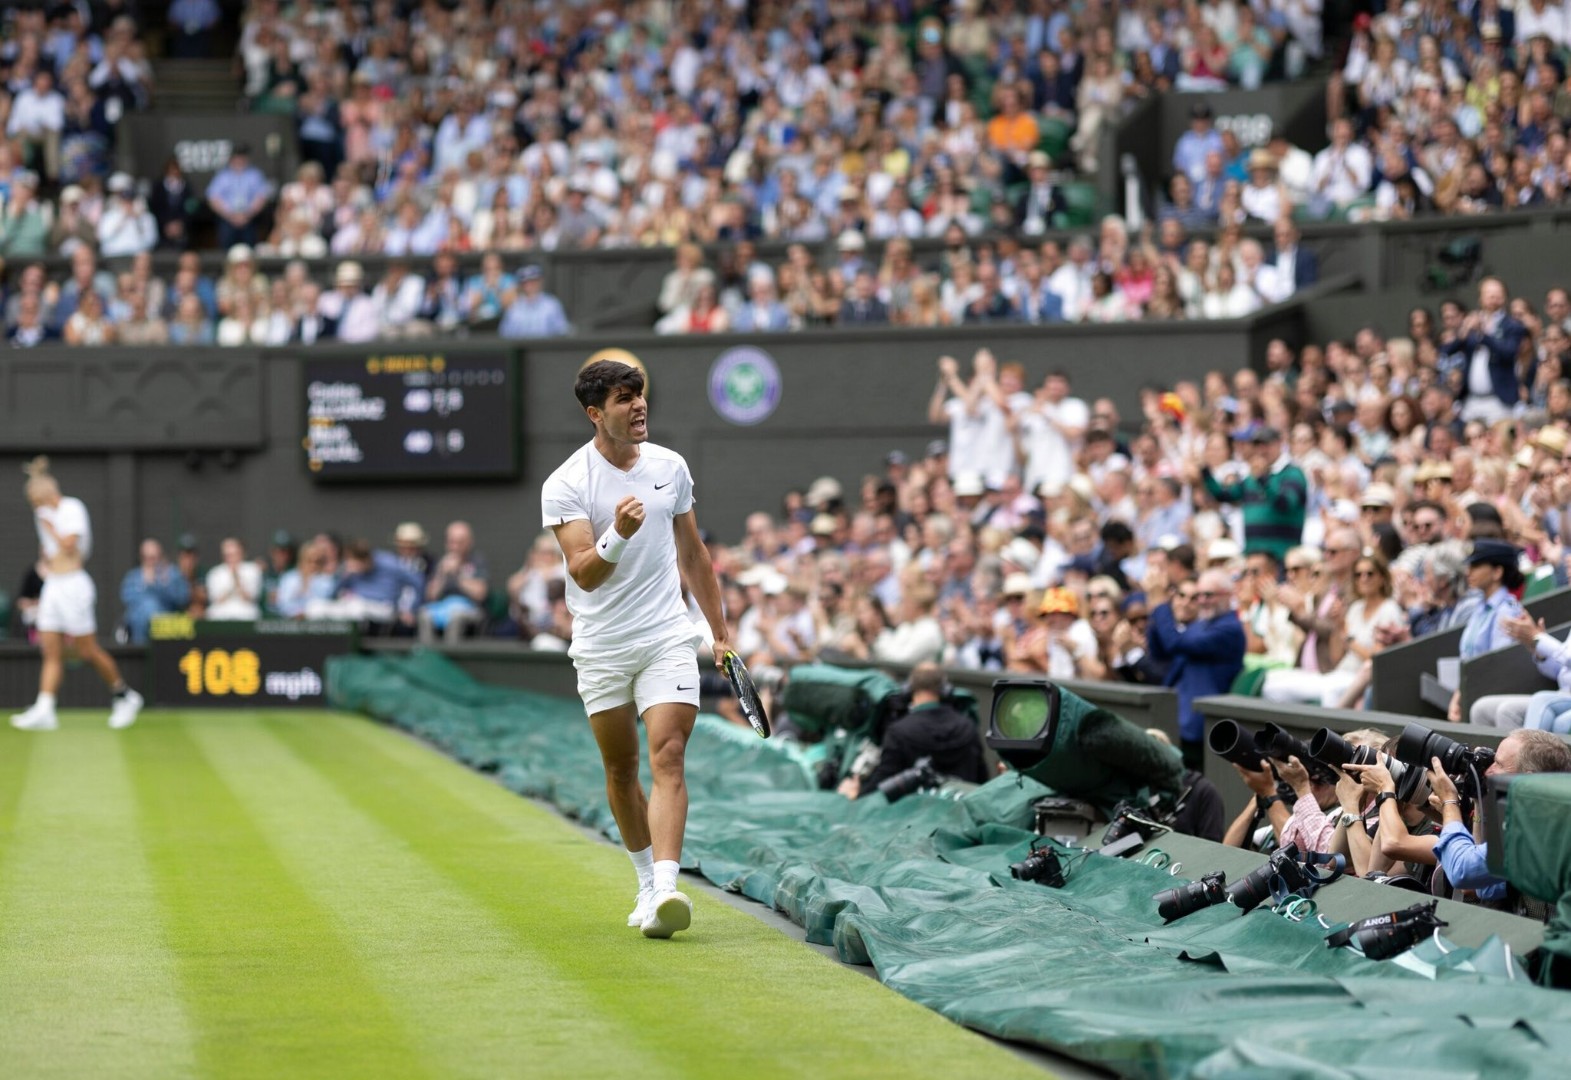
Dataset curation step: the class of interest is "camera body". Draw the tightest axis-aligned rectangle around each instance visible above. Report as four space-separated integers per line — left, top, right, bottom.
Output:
1010 843 1066 887
1225 843 1345 913
1326 901 1448 960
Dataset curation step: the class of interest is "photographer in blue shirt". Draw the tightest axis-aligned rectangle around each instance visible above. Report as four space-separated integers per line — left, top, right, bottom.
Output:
1429 730 1571 901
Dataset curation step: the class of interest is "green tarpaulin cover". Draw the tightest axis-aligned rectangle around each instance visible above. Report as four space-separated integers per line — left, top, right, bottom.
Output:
330 652 1571 1079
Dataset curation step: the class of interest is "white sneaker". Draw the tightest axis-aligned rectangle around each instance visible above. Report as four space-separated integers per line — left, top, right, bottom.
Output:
108 689 143 730
10 703 58 731
627 885 656 928
640 890 692 939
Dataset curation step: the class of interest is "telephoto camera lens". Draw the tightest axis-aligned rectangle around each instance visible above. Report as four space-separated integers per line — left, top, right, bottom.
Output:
1153 870 1228 922
1308 728 1358 769
1308 730 1412 789
1208 720 1265 769
1010 845 1066 887
876 756 941 803
1394 723 1493 775
1253 723 1316 766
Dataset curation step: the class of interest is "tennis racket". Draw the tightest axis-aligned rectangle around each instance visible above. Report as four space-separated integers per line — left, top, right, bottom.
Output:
722 651 771 738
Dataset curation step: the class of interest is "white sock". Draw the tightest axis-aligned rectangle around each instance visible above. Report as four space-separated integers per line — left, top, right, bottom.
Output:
628 846 654 888
36 692 56 710
653 859 679 895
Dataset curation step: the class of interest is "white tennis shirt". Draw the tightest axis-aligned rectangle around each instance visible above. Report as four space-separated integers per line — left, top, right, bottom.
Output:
541 440 696 655
36 496 92 560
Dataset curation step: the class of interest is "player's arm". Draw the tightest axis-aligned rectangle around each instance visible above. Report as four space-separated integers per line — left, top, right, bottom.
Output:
673 508 730 666
42 518 82 557
550 496 645 593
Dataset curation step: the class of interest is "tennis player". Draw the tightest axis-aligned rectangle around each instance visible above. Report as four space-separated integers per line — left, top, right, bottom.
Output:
11 457 144 732
542 360 730 938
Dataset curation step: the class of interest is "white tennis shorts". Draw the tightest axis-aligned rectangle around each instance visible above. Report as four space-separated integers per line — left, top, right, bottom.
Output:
37 570 97 636
572 632 701 717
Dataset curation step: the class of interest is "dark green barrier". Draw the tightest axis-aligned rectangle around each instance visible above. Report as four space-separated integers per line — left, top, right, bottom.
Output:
1459 621 1570 719
1372 585 1571 716
330 652 1571 1080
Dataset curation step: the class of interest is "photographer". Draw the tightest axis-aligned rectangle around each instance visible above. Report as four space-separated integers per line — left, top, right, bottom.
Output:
1223 752 1354 855
1429 730 1571 902
837 663 987 799
1345 752 1444 881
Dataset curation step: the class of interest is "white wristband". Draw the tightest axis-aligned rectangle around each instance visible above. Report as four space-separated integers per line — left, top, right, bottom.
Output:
596 526 628 563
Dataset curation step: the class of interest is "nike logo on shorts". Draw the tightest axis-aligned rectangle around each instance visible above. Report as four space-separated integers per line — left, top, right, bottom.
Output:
654 481 672 490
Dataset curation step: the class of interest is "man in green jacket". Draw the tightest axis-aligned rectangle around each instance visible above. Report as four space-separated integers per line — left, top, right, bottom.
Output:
1199 427 1307 564
0 172 49 258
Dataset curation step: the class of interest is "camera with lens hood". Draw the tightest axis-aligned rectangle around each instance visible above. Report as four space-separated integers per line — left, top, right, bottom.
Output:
875 756 941 803
1308 728 1433 807
1225 843 1346 913
1325 900 1448 960
1153 870 1228 922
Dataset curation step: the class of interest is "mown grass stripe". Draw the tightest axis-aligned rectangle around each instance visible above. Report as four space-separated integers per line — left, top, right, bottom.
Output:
123 714 436 1080
0 720 197 1080
276 712 1047 1080
186 716 685 1080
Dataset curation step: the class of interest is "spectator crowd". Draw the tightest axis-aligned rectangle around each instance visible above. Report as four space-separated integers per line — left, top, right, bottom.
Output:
7 0 1571 341
20 517 573 653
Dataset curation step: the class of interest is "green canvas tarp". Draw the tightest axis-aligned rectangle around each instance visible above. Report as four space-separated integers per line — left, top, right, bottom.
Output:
330 652 1571 1079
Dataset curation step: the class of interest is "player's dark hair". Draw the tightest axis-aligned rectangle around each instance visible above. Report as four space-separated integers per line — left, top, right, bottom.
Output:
575 361 645 411
344 538 372 562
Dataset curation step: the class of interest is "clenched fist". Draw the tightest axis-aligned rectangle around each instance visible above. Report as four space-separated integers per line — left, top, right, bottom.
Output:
614 496 646 539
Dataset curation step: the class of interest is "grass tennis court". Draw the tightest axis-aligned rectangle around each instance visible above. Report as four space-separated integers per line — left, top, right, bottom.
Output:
0 710 1045 1080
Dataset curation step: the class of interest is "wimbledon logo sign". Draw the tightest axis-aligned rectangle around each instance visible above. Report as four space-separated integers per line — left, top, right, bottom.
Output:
708 346 782 426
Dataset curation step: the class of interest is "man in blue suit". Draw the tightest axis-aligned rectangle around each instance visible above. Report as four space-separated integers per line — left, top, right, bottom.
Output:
1458 277 1529 424
1147 569 1246 770
1265 218 1318 301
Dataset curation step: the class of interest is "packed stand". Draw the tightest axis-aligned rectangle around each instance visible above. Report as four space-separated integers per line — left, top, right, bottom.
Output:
235 0 1323 265
72 518 567 653
1307 4 1571 221
651 209 1319 332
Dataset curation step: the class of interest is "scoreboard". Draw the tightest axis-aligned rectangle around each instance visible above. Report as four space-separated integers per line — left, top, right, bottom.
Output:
148 617 356 708
304 353 518 479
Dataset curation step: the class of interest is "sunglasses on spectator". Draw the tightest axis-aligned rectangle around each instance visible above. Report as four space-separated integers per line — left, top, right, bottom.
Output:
1286 564 1315 573
1090 608 1117 618
1126 613 1149 624
1196 589 1228 599
1174 590 1199 600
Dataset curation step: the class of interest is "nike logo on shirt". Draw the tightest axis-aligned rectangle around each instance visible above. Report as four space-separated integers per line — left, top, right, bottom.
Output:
677 685 695 691
654 482 672 490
